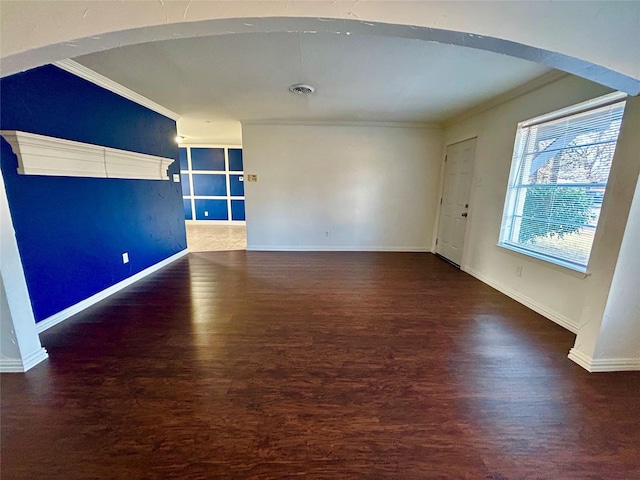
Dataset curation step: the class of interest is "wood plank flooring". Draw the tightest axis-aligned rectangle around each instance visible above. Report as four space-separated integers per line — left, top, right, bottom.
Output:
2 252 639 479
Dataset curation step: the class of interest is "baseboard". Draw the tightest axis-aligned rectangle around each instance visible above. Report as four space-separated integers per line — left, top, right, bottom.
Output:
185 220 246 225
36 249 188 333
246 245 430 252
568 348 640 372
0 347 48 373
567 348 593 371
463 266 580 333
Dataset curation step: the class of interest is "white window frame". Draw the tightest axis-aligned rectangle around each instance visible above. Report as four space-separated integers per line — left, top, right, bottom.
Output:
499 92 627 273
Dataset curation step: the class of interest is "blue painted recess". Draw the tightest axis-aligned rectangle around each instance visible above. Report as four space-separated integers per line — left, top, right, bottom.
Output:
195 199 228 220
231 200 246 221
229 174 245 196
179 147 188 169
180 174 190 195
183 199 193 220
191 147 225 171
228 148 243 171
0 65 186 322
192 174 227 196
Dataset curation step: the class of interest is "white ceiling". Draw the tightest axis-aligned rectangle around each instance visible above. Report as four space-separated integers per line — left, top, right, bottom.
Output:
75 32 551 142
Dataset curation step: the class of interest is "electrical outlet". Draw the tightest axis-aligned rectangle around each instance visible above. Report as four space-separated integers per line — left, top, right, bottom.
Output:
324 230 330 237
514 265 522 277
122 252 129 264
204 211 209 217
172 173 180 183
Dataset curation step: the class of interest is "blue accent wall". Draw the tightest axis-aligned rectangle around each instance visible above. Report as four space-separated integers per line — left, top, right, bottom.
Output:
0 65 186 322
191 148 225 171
194 199 228 220
229 174 245 197
183 199 193 220
192 174 227 196
179 148 188 169
231 200 246 221
228 148 244 171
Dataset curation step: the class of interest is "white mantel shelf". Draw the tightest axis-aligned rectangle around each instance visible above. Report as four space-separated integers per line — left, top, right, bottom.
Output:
0 130 174 181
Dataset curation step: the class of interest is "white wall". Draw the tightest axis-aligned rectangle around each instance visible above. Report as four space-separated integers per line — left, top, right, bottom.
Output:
444 75 640 337
593 174 640 366
177 118 242 145
242 123 442 251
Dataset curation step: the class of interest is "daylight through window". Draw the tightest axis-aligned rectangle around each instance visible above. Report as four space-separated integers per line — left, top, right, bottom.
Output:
499 93 627 271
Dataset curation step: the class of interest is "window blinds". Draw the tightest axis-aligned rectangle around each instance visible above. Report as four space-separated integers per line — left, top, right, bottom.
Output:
499 96 626 271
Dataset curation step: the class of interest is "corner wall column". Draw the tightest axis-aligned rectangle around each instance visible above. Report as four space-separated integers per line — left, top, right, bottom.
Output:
0 166 48 372
569 95 640 372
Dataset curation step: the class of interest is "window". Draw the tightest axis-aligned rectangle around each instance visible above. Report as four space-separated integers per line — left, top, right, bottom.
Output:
499 92 627 272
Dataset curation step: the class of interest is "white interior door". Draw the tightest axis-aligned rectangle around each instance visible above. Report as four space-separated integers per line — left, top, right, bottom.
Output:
436 138 477 266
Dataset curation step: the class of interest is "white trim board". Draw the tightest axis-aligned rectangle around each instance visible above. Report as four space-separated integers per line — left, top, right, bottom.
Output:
36 249 188 334
0 348 49 373
0 130 174 180
443 70 569 127
247 246 430 252
53 59 180 121
242 120 440 129
185 220 246 225
463 265 581 333
568 348 640 372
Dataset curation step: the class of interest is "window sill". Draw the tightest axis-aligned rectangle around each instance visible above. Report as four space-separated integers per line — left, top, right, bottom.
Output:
497 242 590 279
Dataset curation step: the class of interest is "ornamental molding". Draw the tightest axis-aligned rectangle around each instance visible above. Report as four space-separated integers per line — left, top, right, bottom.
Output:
0 130 174 181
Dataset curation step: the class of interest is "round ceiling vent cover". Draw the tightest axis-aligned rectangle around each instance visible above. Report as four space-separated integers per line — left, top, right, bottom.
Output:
289 83 316 95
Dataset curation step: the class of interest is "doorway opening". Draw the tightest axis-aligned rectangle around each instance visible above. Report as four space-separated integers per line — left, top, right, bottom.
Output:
179 144 247 252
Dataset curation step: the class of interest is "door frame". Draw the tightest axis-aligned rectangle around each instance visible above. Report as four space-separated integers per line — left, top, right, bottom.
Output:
432 136 478 269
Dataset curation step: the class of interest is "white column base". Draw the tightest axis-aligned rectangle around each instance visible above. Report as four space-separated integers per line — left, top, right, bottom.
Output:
0 347 48 373
568 348 640 372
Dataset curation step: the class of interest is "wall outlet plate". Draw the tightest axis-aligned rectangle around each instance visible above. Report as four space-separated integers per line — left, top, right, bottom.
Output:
122 252 129 264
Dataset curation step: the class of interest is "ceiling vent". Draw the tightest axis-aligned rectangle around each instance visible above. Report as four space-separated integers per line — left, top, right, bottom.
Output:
289 83 316 95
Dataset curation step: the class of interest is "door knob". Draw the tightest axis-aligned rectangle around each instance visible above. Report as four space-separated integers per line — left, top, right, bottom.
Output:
461 212 468 217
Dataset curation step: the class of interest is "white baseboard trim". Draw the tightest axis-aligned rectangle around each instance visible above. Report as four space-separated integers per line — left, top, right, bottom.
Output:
246 245 430 252
567 348 593 371
568 348 640 372
36 249 188 333
463 266 580 333
0 347 48 373
185 220 246 225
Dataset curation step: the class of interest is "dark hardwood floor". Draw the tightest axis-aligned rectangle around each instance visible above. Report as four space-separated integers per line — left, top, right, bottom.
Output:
2 252 639 479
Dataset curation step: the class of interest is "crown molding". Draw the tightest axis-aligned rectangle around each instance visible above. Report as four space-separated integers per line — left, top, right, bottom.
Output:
443 70 571 128
241 119 441 129
53 59 180 121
